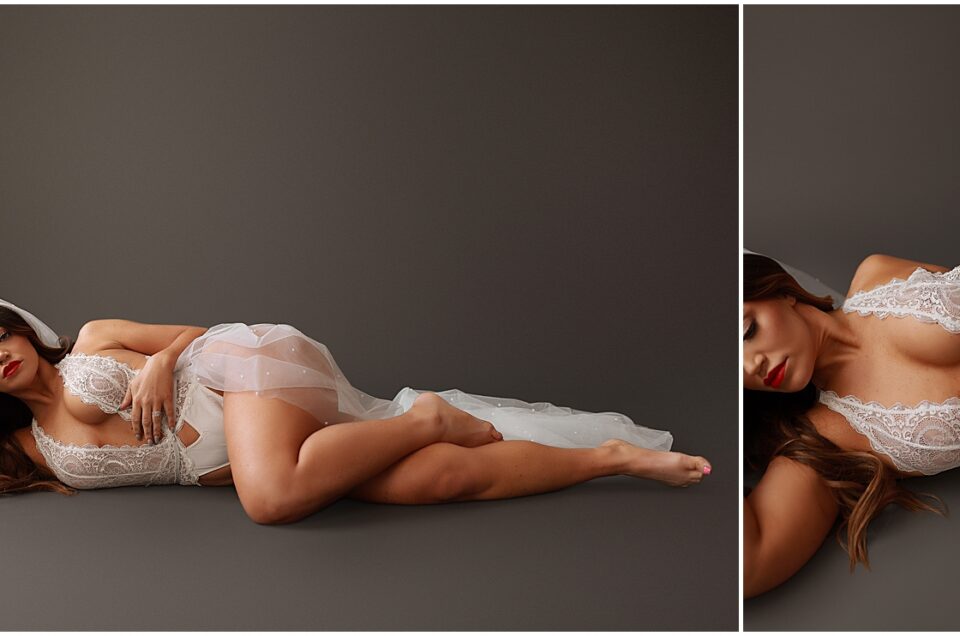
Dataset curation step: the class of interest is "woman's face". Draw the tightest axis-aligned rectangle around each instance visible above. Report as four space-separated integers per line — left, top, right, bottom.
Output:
743 295 817 392
0 326 38 393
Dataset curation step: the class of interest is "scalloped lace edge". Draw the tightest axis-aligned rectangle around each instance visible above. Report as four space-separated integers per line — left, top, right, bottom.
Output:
818 388 960 412
845 265 960 303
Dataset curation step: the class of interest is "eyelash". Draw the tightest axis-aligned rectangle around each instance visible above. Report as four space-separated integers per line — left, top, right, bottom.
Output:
744 321 756 340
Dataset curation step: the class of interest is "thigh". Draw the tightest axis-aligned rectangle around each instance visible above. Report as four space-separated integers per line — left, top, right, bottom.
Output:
222 390 331 498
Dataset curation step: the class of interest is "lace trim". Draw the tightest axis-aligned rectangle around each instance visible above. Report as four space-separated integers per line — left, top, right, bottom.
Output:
842 265 960 333
31 416 177 452
819 389 960 475
174 374 201 486
819 389 960 414
34 353 202 487
55 352 148 422
31 418 181 488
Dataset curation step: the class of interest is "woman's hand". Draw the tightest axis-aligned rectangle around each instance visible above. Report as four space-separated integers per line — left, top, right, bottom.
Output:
119 353 177 444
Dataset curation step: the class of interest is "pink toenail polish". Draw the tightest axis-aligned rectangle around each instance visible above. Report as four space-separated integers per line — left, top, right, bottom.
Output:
703 465 712 475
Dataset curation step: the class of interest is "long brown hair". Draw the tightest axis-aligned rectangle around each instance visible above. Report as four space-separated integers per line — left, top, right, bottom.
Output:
743 253 945 570
0 306 78 496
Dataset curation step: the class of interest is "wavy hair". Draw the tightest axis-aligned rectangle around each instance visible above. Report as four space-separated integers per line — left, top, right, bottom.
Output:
743 253 945 570
0 306 77 496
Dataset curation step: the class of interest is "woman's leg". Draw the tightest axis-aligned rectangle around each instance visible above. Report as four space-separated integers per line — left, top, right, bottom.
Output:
346 439 711 505
222 390 498 524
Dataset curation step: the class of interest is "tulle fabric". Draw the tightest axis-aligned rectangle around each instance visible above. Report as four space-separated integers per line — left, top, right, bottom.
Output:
744 248 846 308
173 323 673 451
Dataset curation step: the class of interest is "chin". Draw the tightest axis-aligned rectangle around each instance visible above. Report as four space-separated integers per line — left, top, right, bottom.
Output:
782 366 813 393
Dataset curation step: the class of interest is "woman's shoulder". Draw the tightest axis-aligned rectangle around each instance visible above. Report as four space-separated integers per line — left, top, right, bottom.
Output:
64 322 152 373
846 253 953 298
750 404 838 484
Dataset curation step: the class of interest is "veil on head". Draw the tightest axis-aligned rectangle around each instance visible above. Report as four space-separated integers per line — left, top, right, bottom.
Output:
0 299 62 348
744 249 845 309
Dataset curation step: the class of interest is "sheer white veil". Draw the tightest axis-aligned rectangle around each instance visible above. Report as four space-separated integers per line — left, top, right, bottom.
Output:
0 298 62 347
743 249 846 308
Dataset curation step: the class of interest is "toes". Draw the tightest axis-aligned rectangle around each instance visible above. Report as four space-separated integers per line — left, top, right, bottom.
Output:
686 466 707 485
693 456 712 476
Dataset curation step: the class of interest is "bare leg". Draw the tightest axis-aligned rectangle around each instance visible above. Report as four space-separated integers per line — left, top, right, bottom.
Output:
223 391 500 524
347 437 711 505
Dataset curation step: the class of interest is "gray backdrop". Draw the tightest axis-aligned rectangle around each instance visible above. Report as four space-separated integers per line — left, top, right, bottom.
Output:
746 5 960 631
0 6 738 631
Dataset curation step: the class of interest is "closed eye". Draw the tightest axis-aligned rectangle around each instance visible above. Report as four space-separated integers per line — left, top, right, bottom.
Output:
743 320 756 341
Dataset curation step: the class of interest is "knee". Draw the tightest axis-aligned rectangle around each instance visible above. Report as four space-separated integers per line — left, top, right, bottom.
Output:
245 503 285 525
237 482 323 525
242 493 329 525
238 489 288 525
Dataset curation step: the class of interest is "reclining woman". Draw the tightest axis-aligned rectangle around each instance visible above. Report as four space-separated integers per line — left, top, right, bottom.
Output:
744 252 960 597
0 298 711 524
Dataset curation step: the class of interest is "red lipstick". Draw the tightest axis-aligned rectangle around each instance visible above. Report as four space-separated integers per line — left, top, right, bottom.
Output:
764 360 787 389
3 361 21 379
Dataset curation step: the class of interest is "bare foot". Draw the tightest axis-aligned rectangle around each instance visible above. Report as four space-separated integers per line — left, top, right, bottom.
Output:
601 439 711 487
408 391 504 447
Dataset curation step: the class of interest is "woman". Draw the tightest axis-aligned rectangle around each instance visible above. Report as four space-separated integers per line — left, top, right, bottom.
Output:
0 298 712 524
743 251 960 598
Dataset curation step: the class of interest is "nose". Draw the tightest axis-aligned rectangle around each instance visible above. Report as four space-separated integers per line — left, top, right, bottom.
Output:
743 350 765 378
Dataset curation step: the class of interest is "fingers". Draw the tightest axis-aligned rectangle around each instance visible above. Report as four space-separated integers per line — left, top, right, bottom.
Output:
151 402 164 443
141 403 154 444
165 398 175 435
131 400 143 441
130 399 168 445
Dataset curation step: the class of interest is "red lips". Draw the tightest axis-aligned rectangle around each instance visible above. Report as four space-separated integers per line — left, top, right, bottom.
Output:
3 361 21 378
764 359 786 388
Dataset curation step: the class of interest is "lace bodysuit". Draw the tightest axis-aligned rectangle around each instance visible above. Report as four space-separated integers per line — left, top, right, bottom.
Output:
30 353 204 488
28 321 674 488
818 265 960 475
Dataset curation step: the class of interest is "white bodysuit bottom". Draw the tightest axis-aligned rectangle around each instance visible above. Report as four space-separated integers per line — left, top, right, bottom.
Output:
176 378 230 483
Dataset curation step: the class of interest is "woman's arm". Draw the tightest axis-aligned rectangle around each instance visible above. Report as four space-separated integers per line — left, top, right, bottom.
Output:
744 455 839 598
79 319 207 365
847 253 952 297
80 320 209 443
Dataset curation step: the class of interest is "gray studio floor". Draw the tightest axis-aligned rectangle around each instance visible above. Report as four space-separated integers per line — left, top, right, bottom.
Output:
2 465 733 630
